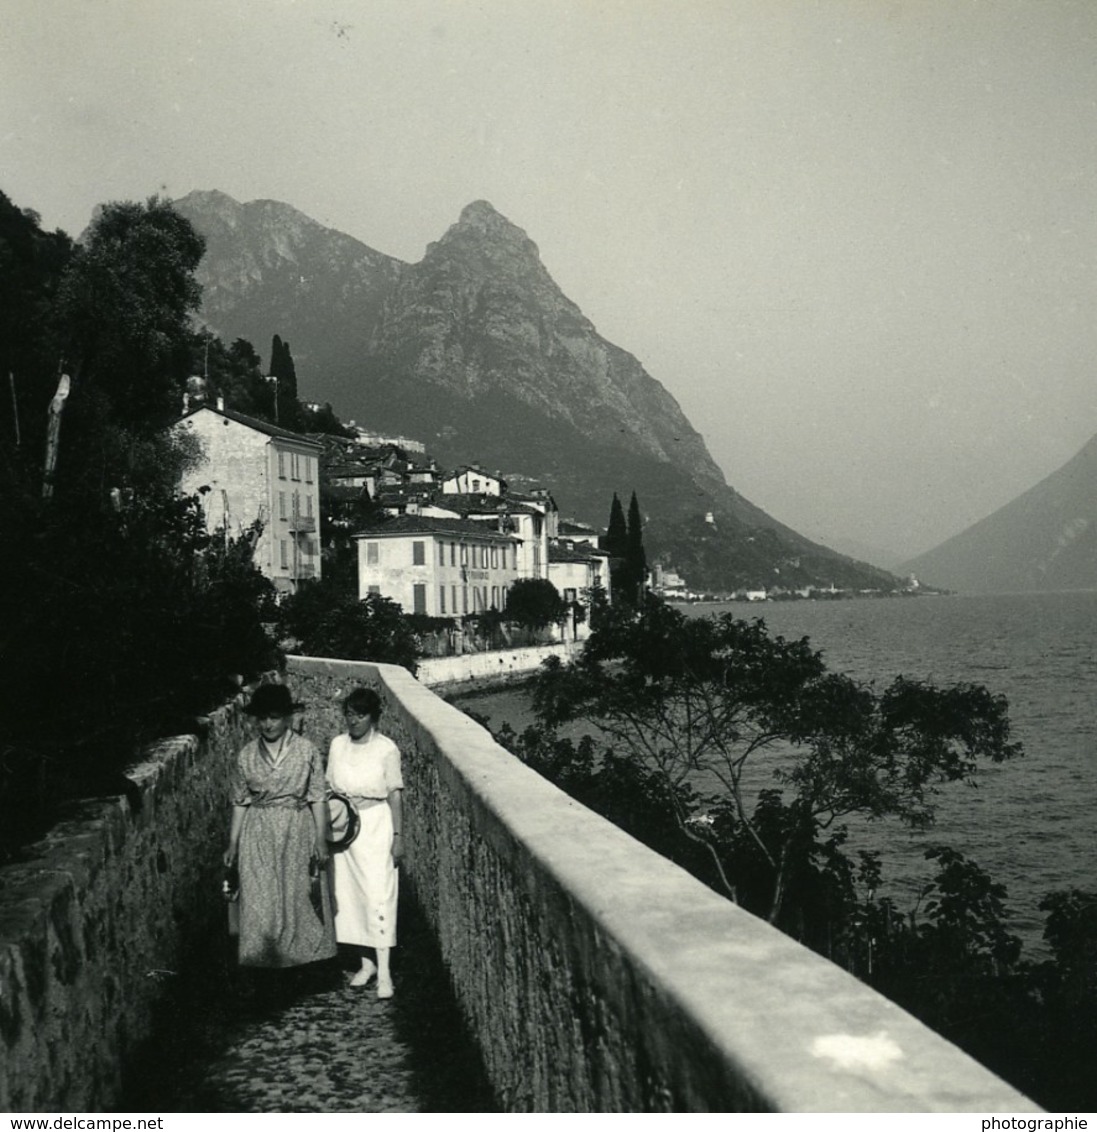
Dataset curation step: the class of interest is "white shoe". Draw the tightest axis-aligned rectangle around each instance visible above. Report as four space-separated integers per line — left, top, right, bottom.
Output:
376 976 394 1000
349 960 377 987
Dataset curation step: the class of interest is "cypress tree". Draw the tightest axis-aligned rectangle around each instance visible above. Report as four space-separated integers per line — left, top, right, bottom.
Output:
269 333 302 428
626 491 648 602
605 492 627 559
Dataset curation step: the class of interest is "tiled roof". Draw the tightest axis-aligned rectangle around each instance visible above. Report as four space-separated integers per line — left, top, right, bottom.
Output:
181 405 322 448
549 543 610 563
439 493 542 516
354 515 520 541
444 465 505 481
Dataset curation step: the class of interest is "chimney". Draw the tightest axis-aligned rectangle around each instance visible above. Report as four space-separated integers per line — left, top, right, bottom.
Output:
217 395 225 411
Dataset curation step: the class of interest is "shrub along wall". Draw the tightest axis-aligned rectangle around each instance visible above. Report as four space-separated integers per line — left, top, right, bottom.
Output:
0 702 250 1111
287 656 1039 1113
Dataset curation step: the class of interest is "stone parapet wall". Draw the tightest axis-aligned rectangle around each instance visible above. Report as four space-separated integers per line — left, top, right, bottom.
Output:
0 704 250 1111
416 641 581 689
286 656 1039 1113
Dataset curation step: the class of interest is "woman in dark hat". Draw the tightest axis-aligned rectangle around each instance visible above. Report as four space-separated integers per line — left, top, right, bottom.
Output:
224 682 337 969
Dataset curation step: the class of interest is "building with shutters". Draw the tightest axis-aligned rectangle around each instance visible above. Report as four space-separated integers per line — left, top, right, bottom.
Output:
177 404 323 593
355 514 521 617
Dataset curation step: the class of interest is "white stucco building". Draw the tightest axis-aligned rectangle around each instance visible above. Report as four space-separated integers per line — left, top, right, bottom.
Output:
355 514 521 617
177 405 323 593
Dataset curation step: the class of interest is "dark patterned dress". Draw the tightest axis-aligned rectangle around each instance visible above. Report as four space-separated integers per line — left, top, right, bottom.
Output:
230 733 337 967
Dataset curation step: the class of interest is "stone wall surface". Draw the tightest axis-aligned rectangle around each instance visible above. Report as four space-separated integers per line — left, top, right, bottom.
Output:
415 641 580 690
0 704 250 1112
286 656 1040 1113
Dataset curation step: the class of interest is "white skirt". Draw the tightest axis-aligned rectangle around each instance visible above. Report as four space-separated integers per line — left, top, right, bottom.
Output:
332 800 398 948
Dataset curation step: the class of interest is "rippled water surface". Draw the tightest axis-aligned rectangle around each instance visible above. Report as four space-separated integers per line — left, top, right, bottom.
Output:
456 592 1097 950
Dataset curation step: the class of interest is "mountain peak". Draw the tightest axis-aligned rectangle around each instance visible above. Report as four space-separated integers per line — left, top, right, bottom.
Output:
456 199 511 229
431 199 541 265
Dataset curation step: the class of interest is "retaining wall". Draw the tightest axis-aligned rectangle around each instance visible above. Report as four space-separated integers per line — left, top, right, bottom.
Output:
0 704 250 1111
416 641 581 689
287 656 1039 1113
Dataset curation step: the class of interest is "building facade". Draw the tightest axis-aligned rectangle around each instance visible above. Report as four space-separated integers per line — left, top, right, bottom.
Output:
177 405 323 593
548 543 612 641
356 515 521 617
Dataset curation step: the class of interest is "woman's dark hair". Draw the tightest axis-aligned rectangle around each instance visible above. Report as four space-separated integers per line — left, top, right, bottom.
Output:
343 686 383 721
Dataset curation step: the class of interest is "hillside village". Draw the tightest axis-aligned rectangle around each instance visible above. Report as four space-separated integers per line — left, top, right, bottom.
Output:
177 398 614 640
176 393 910 626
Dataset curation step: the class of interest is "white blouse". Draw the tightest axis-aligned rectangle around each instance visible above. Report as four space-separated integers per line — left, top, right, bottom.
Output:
326 731 403 800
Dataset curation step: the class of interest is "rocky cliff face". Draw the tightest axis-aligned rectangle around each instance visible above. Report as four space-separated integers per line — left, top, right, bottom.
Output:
901 434 1097 593
374 200 722 488
176 189 901 592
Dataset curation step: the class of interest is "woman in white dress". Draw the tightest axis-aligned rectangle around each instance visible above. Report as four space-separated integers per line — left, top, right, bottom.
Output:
326 687 403 999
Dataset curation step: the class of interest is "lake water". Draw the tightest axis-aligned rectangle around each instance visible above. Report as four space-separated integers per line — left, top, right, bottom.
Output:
454 592 1097 952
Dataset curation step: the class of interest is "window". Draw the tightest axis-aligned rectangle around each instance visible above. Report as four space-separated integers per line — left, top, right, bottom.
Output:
412 541 426 565
366 542 379 564
291 453 300 481
490 547 498 569
439 542 446 566
368 585 381 595
450 542 456 566
278 451 286 479
279 491 287 520
462 586 468 614
452 585 458 613
472 478 481 492
491 585 499 609
305 457 313 484
413 584 426 614
280 540 288 569
439 586 446 613
460 544 468 566
481 546 488 568
513 545 518 570
306 494 313 518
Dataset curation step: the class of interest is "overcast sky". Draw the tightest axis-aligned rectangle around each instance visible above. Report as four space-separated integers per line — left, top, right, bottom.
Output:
5 0 1097 559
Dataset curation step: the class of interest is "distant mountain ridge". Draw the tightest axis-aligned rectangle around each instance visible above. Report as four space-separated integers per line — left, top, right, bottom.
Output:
901 434 1097 592
175 189 903 593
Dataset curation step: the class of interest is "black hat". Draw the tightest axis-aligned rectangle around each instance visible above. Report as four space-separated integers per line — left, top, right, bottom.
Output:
244 683 303 717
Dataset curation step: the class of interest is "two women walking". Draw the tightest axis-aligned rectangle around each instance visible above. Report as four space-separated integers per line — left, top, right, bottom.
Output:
223 682 404 999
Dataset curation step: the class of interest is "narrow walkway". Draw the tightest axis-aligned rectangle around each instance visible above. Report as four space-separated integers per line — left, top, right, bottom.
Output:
119 896 498 1113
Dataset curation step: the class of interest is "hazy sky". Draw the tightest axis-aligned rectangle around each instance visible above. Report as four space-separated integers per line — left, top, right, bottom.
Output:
5 0 1097 559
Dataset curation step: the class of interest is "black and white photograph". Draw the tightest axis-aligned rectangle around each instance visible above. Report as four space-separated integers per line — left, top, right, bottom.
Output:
2 0 1096 1117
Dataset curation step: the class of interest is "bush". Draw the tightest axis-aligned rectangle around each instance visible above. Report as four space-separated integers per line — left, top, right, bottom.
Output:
504 577 567 630
1 479 280 861
278 580 419 673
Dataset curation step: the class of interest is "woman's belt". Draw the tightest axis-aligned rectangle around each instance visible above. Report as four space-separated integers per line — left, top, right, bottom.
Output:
345 794 388 810
249 799 309 810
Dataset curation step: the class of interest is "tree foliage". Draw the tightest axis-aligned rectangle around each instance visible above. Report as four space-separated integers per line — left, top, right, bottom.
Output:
504 577 568 629
481 597 1097 1107
269 333 303 430
1 194 281 862
278 580 419 673
1 485 280 858
604 492 627 558
533 596 1021 924
56 197 205 434
625 490 648 600
0 192 73 463
603 490 648 607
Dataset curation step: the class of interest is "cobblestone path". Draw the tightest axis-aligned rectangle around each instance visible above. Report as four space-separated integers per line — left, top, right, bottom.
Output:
119 897 498 1113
